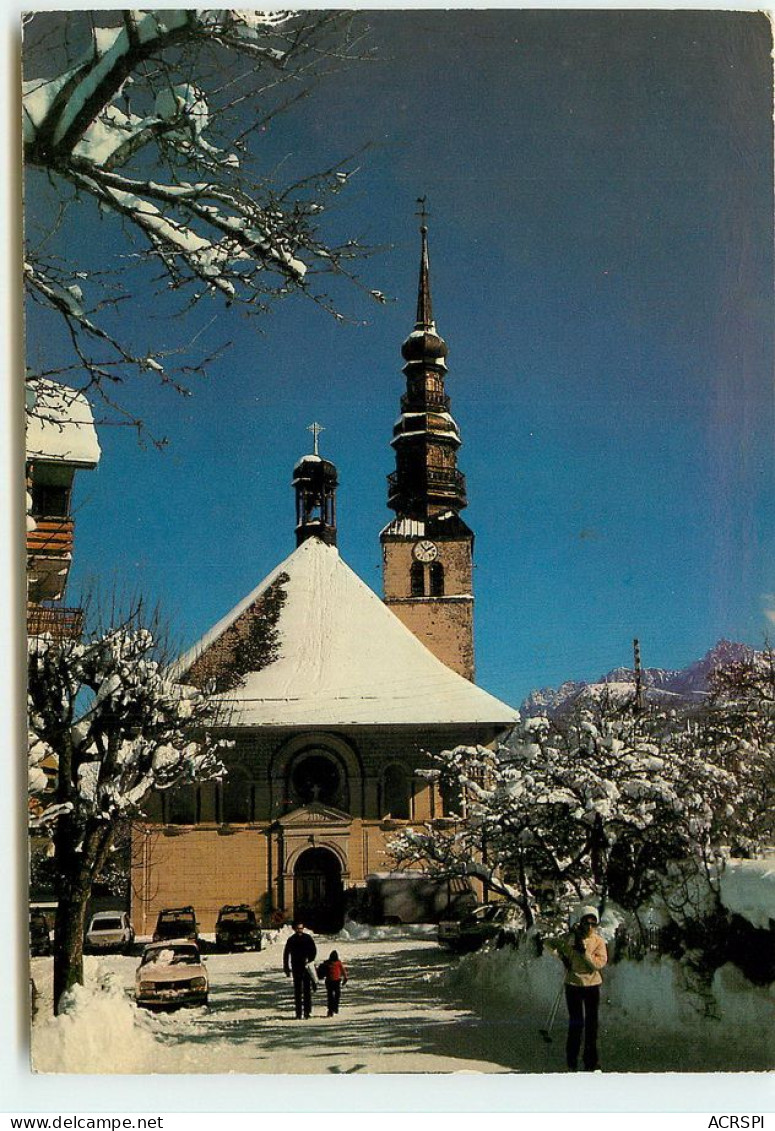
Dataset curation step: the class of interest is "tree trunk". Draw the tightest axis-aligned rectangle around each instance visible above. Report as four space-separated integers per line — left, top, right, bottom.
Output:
52 884 90 1015
516 850 535 928
52 817 115 1015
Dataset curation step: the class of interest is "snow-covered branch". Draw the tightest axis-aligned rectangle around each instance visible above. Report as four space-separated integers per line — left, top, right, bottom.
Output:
28 623 228 832
28 612 232 1013
23 10 377 431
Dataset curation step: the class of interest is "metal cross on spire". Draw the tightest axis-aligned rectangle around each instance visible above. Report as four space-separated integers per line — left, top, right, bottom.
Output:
414 197 433 328
307 421 325 455
416 195 430 232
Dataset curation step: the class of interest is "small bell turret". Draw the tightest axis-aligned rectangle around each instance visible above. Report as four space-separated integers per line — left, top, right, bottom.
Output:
293 422 338 547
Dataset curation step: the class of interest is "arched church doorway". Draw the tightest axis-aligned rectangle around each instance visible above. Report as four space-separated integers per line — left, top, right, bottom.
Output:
293 847 344 933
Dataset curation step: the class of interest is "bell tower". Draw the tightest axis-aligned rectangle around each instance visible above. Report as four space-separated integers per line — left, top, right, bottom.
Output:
380 210 475 680
293 422 338 547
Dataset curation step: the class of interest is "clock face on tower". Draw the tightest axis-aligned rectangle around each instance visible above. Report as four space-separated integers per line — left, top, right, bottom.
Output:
413 539 438 563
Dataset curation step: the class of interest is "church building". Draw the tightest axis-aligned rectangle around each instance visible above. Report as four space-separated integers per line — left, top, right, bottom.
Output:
130 224 517 935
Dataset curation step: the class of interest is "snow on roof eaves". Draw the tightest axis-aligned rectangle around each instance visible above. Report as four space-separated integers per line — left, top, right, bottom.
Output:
176 537 518 729
26 380 101 466
379 517 426 538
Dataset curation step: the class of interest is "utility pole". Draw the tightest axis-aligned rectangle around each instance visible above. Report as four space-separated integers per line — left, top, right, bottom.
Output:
633 637 645 713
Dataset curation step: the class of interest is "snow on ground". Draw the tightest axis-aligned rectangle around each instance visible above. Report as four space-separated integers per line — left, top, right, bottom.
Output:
30 932 774 1075
31 935 509 1075
444 942 775 1073
720 856 775 931
336 918 437 942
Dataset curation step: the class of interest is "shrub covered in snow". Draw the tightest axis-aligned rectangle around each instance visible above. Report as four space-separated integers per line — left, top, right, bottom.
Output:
391 654 775 993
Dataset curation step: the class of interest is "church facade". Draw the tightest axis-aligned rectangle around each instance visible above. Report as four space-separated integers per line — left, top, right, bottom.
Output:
130 226 517 935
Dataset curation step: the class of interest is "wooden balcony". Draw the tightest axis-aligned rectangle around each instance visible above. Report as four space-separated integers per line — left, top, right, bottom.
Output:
27 516 74 558
387 467 467 507
400 391 451 413
27 604 84 641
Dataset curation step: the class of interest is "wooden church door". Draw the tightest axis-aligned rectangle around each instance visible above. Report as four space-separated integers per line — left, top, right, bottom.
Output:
293 846 344 933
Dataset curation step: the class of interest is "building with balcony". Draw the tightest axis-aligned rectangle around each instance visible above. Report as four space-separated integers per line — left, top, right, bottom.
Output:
26 378 100 638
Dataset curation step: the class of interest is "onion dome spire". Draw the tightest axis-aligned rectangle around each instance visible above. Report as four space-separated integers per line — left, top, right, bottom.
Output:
388 205 466 519
401 202 448 365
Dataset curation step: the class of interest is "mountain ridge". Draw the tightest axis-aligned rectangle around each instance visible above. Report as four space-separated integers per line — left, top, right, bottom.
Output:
520 639 759 717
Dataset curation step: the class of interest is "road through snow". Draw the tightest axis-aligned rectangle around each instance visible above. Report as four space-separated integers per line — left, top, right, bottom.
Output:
32 936 529 1074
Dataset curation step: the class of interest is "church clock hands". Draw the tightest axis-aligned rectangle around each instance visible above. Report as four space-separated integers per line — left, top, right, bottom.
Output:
413 539 438 563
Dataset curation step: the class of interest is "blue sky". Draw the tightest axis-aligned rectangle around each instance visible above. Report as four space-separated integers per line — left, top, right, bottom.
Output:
25 9 775 707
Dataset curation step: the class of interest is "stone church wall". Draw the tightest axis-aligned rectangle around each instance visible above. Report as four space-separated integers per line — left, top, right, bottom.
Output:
131 817 434 934
386 596 474 680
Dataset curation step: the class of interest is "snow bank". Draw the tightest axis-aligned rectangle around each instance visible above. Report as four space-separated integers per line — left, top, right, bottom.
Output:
443 943 775 1072
33 970 168 1073
720 856 775 931
336 918 437 942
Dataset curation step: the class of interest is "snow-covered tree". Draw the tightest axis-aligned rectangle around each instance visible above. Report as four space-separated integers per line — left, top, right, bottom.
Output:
390 681 771 932
28 616 229 1013
23 10 375 439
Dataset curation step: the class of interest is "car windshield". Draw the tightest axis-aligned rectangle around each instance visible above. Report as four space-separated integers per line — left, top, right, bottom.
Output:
92 918 123 931
221 912 251 923
142 945 199 967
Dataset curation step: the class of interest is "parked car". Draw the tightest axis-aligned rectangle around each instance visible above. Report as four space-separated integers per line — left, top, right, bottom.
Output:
215 905 262 952
363 873 477 924
135 939 208 1010
438 901 525 953
85 911 135 954
29 910 51 957
152 905 198 942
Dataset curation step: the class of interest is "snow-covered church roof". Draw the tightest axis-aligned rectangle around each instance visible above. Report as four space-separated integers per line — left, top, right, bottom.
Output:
175 537 519 729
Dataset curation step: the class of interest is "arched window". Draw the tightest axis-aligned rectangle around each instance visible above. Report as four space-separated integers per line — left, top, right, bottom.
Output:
429 561 444 596
219 767 252 823
383 764 410 819
410 561 425 597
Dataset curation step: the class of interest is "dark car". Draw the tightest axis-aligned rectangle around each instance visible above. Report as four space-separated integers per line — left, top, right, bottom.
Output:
152 905 198 943
438 902 525 953
30 910 51 957
215 904 262 952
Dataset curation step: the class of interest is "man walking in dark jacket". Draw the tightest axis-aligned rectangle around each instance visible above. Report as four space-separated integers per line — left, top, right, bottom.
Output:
283 921 317 1019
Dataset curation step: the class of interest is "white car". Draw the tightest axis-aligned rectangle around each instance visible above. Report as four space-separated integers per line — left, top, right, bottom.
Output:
85 911 135 953
135 939 209 1010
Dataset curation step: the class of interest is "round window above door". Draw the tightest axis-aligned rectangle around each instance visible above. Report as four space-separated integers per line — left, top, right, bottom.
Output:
289 750 347 809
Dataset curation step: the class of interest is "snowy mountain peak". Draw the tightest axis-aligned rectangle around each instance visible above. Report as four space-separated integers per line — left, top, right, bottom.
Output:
521 640 759 716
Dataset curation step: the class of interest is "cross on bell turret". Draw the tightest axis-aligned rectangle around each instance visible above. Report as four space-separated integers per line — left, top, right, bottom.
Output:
293 425 338 547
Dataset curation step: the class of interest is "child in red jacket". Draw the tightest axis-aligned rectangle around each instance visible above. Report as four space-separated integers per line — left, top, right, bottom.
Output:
323 950 348 1016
